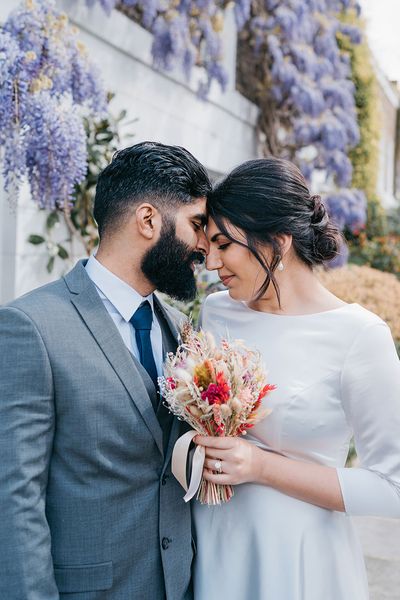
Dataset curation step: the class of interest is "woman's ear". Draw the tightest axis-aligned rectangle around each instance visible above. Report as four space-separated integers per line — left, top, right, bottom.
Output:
135 203 160 240
276 234 293 259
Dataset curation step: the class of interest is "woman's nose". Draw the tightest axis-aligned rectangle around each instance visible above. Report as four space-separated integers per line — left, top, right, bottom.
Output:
206 248 223 271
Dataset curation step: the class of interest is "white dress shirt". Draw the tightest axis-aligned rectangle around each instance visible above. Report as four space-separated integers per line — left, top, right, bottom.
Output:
85 255 164 376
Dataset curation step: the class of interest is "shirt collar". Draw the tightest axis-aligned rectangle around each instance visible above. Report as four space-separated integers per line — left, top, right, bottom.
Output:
85 254 155 322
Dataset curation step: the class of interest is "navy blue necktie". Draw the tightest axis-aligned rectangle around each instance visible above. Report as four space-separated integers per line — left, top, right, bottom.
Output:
130 301 158 393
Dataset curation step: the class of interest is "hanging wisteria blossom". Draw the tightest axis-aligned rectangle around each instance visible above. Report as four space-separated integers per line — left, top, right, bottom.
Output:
323 188 367 268
246 1 362 195
92 0 251 96
0 0 106 209
324 188 367 234
90 0 364 239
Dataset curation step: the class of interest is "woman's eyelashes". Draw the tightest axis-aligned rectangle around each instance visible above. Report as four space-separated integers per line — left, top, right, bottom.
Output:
218 242 231 251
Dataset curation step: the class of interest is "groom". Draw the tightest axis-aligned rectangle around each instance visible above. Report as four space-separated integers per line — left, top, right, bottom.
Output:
0 142 211 599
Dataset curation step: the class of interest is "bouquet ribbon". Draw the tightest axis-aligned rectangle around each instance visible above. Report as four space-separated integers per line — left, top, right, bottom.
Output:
172 430 205 503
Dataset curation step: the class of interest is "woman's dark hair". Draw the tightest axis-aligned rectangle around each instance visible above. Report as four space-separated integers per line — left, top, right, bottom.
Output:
94 141 211 237
207 157 342 302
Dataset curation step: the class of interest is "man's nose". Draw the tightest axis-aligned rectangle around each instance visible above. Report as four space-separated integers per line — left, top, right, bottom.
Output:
196 230 210 255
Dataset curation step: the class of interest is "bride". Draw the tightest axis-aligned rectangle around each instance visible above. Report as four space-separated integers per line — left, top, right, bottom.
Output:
192 157 400 600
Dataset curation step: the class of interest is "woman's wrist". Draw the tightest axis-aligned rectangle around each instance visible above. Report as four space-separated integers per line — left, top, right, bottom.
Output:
251 444 273 485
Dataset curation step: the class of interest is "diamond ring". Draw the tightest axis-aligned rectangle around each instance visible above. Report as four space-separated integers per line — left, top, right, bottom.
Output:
214 460 223 473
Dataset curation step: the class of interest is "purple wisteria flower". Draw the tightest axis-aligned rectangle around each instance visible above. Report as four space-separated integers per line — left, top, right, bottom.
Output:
25 94 88 209
0 0 106 208
324 189 367 232
234 0 251 30
87 0 364 266
88 0 117 16
90 0 239 94
256 0 362 189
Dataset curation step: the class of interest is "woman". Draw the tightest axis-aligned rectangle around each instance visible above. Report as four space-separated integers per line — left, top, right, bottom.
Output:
192 158 400 600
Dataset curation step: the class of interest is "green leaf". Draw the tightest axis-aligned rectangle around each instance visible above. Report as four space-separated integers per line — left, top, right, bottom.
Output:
28 235 45 245
96 132 114 143
88 163 100 175
46 211 59 230
57 245 69 259
47 256 55 273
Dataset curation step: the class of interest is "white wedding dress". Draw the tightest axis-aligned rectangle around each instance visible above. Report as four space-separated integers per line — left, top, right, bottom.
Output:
193 291 400 600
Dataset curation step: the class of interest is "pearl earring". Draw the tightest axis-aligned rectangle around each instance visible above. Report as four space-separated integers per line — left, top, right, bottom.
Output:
277 261 284 272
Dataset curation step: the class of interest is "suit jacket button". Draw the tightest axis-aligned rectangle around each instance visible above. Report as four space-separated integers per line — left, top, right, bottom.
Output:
161 475 169 486
162 537 171 550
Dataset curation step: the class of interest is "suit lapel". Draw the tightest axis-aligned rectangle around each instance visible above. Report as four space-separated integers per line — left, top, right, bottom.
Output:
64 261 164 455
154 296 181 352
154 296 186 463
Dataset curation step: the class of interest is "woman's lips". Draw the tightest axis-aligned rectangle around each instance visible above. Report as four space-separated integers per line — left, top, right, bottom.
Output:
220 275 235 286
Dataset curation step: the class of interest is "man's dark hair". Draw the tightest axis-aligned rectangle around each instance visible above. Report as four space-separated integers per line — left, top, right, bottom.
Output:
93 141 211 237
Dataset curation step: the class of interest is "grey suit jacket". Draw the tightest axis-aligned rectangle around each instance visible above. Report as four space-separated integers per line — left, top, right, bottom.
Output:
0 260 193 600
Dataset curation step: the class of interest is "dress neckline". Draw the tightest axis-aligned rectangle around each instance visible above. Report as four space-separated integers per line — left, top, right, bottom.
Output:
240 301 358 318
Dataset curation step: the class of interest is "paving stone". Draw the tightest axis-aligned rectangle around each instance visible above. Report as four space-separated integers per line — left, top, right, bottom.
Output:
353 517 400 599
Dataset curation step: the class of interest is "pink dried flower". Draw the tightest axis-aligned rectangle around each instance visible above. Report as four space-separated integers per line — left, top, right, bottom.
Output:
166 377 176 390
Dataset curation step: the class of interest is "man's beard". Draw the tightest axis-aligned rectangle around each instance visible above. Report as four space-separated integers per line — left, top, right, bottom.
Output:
141 220 205 301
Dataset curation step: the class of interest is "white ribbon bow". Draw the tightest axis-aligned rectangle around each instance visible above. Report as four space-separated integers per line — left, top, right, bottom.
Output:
171 430 205 502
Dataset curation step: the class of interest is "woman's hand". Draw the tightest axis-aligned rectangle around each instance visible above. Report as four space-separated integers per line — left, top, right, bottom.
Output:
194 435 263 486
195 434 346 511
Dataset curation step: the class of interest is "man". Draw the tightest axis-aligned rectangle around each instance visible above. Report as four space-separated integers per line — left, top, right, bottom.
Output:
0 142 211 599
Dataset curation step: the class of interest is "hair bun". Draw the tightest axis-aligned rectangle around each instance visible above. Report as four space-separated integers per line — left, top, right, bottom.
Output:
310 194 327 226
309 194 341 262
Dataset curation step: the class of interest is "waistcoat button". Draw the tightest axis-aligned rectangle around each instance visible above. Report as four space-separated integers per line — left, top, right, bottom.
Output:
162 537 171 550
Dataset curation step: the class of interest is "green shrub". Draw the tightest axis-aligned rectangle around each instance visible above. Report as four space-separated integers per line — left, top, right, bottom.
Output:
348 232 400 278
318 264 400 348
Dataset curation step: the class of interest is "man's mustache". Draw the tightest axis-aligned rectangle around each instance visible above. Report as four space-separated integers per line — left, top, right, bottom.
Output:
188 251 205 266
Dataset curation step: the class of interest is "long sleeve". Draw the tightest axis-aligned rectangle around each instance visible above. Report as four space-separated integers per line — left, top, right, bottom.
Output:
0 306 59 599
337 321 400 517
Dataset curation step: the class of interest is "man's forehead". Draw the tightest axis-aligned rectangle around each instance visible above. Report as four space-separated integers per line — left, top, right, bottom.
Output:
190 196 207 210
183 198 207 220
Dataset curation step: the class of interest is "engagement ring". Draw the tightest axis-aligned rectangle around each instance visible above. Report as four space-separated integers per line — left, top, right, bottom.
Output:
214 460 222 473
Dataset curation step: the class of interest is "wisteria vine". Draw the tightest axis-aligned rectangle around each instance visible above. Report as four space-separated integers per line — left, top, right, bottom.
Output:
238 0 367 238
0 0 106 209
1 0 369 249
89 0 367 241
113 0 238 98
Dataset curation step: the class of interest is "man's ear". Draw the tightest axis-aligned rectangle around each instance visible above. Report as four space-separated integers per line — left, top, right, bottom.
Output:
135 203 160 240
